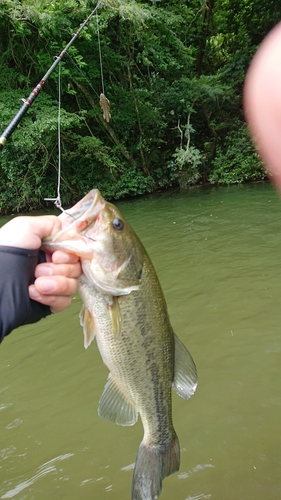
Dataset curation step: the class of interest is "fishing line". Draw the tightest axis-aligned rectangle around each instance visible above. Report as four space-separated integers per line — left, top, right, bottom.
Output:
96 11 111 122
96 11 105 95
66 19 111 122
46 61 172 219
43 2 106 212
44 61 66 211
56 62 62 209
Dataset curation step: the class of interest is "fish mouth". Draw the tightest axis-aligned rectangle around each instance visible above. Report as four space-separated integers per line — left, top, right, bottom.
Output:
45 189 105 244
42 190 106 256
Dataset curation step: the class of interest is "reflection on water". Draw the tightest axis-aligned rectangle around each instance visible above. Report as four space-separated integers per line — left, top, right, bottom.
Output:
1 183 281 499
178 463 215 480
186 494 211 500
1 453 74 499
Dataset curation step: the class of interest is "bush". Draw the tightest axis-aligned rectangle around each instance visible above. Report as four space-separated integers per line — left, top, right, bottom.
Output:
209 123 266 185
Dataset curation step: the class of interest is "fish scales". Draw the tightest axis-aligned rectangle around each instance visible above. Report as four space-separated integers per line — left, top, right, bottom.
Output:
42 189 198 500
80 253 175 446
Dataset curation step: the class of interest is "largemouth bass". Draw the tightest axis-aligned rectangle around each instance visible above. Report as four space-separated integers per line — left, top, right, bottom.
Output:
42 189 198 500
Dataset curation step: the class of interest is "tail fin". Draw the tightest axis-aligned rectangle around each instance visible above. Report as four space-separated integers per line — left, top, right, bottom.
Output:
131 435 180 500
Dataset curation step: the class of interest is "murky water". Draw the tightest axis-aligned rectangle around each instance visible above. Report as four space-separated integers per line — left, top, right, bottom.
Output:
1 183 281 500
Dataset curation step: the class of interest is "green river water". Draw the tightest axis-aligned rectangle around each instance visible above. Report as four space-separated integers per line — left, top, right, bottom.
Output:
1 183 281 500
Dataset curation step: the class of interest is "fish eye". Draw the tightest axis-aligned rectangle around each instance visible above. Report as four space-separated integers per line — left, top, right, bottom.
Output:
112 218 124 231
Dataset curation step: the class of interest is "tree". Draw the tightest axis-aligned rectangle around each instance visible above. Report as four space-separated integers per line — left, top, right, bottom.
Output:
0 0 281 212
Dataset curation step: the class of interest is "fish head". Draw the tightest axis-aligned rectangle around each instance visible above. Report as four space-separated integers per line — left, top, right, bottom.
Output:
42 189 143 295
47 189 106 249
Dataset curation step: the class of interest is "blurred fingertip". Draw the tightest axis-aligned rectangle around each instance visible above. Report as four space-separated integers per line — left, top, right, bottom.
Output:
52 250 76 264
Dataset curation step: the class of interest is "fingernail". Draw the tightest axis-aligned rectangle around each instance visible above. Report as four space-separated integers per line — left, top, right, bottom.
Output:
37 278 57 293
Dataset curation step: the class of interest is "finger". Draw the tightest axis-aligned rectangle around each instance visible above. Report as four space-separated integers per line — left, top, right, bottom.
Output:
32 275 79 296
51 250 81 265
244 22 281 190
29 284 73 313
34 262 82 279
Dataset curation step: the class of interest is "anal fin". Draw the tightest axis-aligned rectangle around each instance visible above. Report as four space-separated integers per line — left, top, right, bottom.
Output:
98 374 138 426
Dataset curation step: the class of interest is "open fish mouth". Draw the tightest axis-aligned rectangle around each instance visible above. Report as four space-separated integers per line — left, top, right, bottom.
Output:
44 189 105 244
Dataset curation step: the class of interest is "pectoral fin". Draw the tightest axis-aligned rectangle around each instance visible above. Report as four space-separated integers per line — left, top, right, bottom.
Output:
108 296 122 337
98 374 138 426
79 305 96 349
172 333 198 400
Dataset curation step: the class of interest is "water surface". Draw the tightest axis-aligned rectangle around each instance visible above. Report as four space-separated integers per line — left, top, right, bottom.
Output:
1 183 281 499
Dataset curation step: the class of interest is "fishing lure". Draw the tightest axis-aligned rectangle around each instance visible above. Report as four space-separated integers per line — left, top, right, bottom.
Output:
100 93 111 122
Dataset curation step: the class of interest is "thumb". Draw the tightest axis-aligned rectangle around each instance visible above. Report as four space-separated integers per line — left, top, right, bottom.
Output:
0 215 62 250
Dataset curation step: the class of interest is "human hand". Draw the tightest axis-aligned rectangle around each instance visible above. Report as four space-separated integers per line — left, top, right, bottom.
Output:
29 250 81 313
0 215 82 313
0 215 61 249
244 22 281 191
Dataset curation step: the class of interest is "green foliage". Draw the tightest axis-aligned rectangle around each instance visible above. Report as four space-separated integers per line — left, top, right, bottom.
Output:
96 167 154 200
172 146 202 187
0 90 82 212
0 0 279 212
208 123 266 185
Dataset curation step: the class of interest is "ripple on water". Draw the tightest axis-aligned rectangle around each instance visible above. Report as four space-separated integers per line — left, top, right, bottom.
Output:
0 404 12 412
5 419 23 430
178 463 215 479
1 453 74 499
0 446 17 460
185 494 212 500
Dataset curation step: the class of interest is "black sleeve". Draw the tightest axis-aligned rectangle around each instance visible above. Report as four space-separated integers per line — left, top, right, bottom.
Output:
0 246 51 343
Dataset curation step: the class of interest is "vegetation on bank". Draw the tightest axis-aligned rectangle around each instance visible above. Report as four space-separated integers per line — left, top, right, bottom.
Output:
0 0 279 213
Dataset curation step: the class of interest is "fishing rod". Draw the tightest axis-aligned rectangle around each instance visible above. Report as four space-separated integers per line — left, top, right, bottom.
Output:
0 0 104 152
